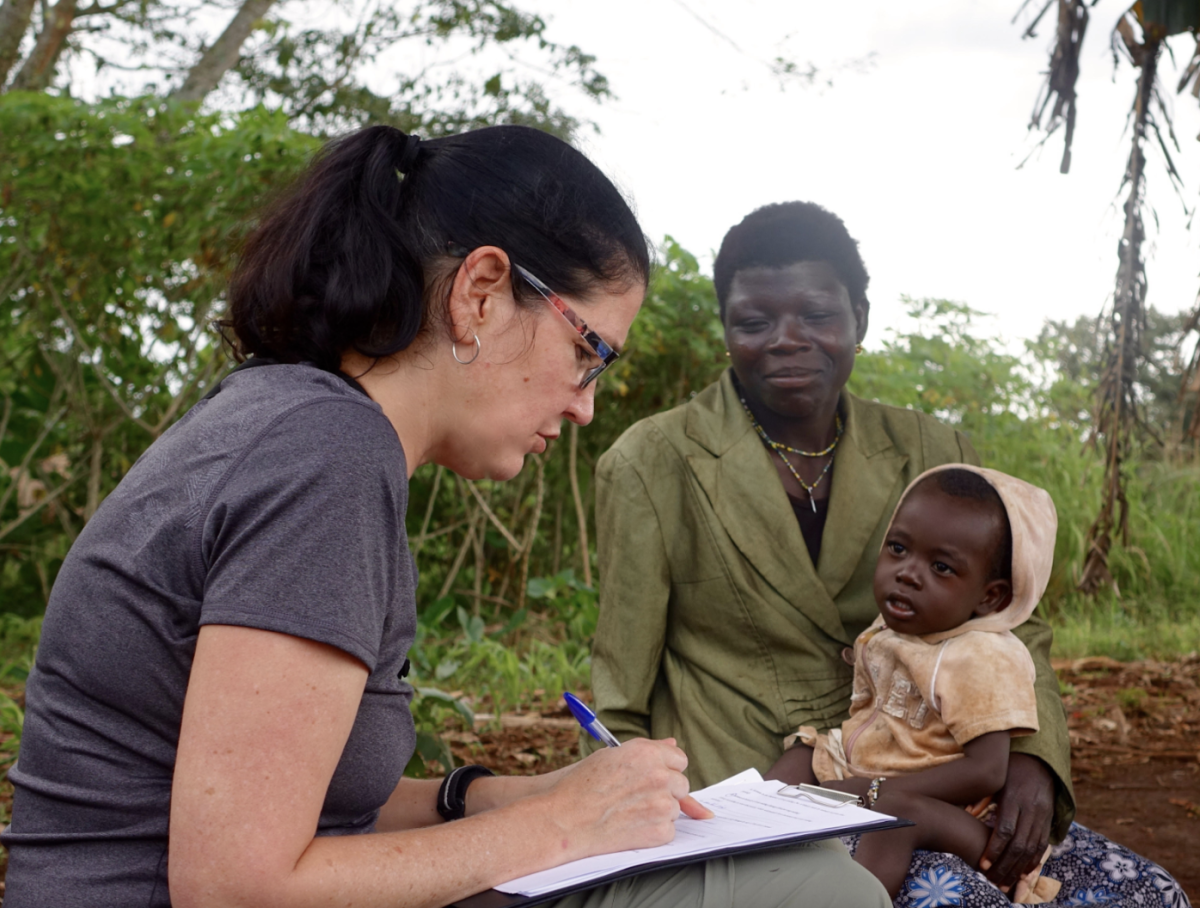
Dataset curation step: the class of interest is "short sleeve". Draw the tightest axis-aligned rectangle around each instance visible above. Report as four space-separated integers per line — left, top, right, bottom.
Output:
198 399 409 671
933 632 1039 745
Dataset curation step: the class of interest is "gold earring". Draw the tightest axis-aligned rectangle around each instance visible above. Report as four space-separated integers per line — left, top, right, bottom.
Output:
725 351 731 358
855 344 864 354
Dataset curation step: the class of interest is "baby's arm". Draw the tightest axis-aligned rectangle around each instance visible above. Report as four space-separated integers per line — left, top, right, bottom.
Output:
820 730 1010 805
885 729 1010 803
764 743 818 785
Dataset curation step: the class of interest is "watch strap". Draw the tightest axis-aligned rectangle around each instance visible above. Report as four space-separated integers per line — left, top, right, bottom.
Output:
436 764 495 822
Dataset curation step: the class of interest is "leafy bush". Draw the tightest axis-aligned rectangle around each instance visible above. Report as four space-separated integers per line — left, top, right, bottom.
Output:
408 571 597 718
0 615 40 790
0 93 317 613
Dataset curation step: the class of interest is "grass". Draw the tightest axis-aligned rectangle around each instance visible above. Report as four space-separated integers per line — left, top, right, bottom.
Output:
1032 459 1200 662
1050 595 1200 661
973 422 1200 663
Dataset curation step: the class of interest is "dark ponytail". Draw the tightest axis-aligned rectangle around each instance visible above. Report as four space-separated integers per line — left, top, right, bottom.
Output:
223 125 649 372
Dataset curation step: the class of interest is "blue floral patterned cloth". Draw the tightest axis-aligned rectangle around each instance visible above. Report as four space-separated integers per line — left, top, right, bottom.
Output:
841 822 1191 908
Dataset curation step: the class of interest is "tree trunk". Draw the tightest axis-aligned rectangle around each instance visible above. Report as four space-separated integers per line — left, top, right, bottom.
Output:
8 0 76 92
516 454 545 610
568 423 592 588
0 0 37 88
84 432 103 522
172 0 276 103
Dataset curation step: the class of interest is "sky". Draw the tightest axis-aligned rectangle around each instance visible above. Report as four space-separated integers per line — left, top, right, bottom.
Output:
517 0 1200 349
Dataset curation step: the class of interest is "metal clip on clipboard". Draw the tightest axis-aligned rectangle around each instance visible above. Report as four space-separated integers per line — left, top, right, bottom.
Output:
776 783 865 808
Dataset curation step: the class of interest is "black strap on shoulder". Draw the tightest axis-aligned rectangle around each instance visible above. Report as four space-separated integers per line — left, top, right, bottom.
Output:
201 357 370 401
336 369 371 398
200 357 277 401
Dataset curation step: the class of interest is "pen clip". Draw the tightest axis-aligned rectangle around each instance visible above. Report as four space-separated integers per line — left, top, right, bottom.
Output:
776 783 864 808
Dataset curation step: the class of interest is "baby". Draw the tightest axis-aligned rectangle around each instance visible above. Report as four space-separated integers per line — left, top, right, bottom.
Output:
767 465 1060 903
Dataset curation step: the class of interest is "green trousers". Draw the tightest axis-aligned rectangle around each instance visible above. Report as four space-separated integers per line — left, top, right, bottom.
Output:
547 838 889 908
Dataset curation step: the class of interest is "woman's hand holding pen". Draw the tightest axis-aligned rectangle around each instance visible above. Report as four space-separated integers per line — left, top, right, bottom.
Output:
542 737 713 861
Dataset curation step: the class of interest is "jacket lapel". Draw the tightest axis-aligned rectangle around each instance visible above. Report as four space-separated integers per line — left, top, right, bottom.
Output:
817 394 909 599
684 372 848 643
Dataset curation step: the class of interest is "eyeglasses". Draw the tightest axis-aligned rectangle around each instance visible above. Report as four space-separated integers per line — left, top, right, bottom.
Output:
513 264 620 389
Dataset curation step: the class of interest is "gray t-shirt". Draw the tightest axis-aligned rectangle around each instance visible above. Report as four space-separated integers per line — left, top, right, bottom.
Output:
3 364 417 907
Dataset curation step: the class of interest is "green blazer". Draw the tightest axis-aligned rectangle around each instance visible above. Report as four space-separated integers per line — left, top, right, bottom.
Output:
587 370 1075 838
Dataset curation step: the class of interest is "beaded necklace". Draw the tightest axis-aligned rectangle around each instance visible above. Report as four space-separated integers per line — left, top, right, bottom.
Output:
740 398 843 513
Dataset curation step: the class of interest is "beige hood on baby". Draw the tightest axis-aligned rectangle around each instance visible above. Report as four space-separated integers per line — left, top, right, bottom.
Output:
883 464 1058 643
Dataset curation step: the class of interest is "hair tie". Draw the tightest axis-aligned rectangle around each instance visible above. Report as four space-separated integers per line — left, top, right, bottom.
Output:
397 134 422 174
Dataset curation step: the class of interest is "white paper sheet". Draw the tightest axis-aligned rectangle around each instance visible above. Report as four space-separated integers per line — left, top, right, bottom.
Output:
495 772 897 897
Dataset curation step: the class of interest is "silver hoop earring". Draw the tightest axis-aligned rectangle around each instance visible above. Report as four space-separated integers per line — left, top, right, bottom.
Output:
452 333 481 365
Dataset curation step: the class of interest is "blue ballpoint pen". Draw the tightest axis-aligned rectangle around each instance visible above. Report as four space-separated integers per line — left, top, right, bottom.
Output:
563 692 621 748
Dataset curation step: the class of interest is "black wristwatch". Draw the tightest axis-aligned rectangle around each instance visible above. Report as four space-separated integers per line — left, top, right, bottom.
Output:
436 764 495 822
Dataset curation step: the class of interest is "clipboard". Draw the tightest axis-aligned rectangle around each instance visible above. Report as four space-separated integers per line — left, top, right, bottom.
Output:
449 782 912 908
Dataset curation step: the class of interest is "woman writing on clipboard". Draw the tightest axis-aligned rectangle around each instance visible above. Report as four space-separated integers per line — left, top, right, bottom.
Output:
3 126 889 908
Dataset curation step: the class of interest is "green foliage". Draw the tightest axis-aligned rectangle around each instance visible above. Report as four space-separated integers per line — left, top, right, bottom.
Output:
1115 686 1150 713
1029 307 1199 442
597 238 727 426
405 687 476 777
0 689 23 773
407 574 596 717
399 572 598 775
0 613 41 673
849 298 1033 431
0 93 317 611
525 569 599 645
0 615 40 779
1052 599 1200 661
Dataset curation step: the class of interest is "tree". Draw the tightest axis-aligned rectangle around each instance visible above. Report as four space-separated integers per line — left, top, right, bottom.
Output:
0 0 611 136
172 0 278 103
1018 0 1200 592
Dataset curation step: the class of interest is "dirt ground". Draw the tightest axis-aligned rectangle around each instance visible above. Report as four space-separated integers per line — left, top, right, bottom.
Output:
1055 654 1200 900
449 656 1200 902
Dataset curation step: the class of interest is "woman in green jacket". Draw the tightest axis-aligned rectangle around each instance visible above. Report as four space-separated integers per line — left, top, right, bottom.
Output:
588 202 1191 907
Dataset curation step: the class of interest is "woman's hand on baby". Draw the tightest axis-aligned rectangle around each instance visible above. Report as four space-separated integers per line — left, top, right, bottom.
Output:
978 753 1055 889
543 737 713 861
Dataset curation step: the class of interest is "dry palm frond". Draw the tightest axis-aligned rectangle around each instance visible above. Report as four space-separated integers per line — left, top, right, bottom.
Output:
1079 8 1168 594
1017 1 1200 594
1021 0 1094 173
1175 34 1200 95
